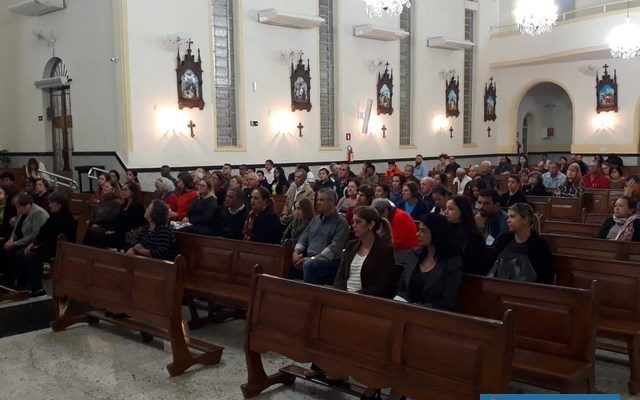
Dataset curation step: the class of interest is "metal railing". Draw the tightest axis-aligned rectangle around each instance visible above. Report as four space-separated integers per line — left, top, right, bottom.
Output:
87 167 109 179
40 170 79 191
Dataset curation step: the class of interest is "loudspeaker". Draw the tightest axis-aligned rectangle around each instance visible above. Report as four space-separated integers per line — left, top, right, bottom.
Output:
361 98 373 134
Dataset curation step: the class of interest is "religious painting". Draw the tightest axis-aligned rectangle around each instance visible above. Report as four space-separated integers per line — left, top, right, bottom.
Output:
595 64 618 113
290 55 312 112
484 77 497 122
445 75 460 118
176 40 205 110
377 62 393 115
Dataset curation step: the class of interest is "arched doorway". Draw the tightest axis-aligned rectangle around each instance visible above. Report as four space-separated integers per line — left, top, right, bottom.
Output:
516 82 573 156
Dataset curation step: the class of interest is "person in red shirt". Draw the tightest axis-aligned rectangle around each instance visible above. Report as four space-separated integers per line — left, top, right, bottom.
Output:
372 198 420 250
583 161 611 189
384 160 402 177
170 172 198 221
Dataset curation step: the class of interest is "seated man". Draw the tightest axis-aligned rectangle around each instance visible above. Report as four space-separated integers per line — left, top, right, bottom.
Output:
291 188 349 285
281 169 315 225
583 161 611 189
475 189 508 248
359 163 379 187
494 156 513 175
453 168 472 196
404 165 420 184
542 162 566 189
480 161 498 189
419 177 435 211
213 187 247 240
444 155 461 175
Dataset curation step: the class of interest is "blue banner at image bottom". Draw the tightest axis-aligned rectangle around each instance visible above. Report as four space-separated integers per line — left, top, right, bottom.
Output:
481 396 620 400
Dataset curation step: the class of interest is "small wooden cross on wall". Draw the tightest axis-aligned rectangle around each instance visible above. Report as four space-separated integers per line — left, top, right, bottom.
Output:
449 126 454 138
188 120 196 138
381 124 387 138
487 126 492 138
297 122 304 137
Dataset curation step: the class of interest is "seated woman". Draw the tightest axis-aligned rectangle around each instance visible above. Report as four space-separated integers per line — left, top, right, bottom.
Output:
25 157 46 180
445 195 487 275
389 174 406 205
31 178 51 214
155 177 178 212
336 180 359 216
112 181 147 249
316 167 334 192
267 166 289 195
89 173 107 205
125 169 141 191
83 190 123 248
395 213 462 311
242 187 281 244
345 185 374 226
281 197 314 244
228 175 244 190
523 171 550 196
499 175 527 208
554 163 584 198
597 196 640 241
170 172 198 221
430 186 451 215
211 171 227 207
127 200 177 261
334 206 397 298
374 183 390 199
488 203 554 284
109 169 122 189
433 172 448 189
466 177 488 206
609 165 625 189
513 155 531 180
179 178 218 235
20 191 76 296
396 181 428 220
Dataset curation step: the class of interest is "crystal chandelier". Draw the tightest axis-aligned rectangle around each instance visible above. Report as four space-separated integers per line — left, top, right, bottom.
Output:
363 0 411 18
607 1 640 59
513 0 558 36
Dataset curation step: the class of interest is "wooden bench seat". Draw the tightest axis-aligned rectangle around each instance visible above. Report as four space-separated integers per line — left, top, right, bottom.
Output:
554 253 640 394
541 221 600 237
242 273 514 399
459 275 597 393
50 241 223 376
175 232 293 328
543 233 640 262
583 212 610 225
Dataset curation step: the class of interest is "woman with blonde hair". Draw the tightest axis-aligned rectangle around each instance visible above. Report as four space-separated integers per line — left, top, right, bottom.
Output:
554 163 584 198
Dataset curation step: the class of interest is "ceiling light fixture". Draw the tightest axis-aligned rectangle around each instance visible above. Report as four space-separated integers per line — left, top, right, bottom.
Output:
607 0 640 59
513 0 558 36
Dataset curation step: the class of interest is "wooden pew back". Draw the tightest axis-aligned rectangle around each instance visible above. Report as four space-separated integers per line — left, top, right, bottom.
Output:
546 197 583 222
273 194 287 216
543 233 640 262
175 232 292 309
242 274 514 399
541 221 600 237
69 192 91 217
526 196 550 219
140 191 155 208
583 189 610 214
583 213 609 225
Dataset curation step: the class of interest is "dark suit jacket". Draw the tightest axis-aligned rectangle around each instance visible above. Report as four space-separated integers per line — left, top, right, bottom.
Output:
396 248 462 311
334 237 397 298
0 202 17 239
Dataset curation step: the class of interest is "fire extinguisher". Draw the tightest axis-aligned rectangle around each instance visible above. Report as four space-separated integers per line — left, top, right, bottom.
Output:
346 145 354 164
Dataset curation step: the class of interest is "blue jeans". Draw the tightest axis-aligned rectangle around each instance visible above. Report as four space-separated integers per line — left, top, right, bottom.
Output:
302 257 340 285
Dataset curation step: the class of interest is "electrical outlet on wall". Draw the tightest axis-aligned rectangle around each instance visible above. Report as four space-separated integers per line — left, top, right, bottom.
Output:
250 121 258 127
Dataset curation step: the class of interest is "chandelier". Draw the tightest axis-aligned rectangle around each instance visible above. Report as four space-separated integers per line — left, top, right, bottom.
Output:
363 0 411 18
607 1 640 59
513 0 558 36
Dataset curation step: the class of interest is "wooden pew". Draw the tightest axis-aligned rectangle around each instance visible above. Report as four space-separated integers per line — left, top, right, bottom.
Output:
175 232 293 328
272 194 287 216
546 197 584 222
140 191 155 208
541 220 600 237
0 167 28 192
583 189 610 214
50 241 223 376
241 273 514 399
526 196 550 219
543 233 640 262
583 213 610 225
459 275 597 393
68 192 91 218
554 254 640 394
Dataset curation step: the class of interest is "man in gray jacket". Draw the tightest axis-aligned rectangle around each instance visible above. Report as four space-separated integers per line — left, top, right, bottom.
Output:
1 193 49 287
291 188 348 285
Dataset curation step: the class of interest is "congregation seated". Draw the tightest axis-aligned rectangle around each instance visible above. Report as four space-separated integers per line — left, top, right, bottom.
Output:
336 179 358 217
475 189 508 247
388 174 405 204
155 177 178 211
345 184 373 226
431 153 448 174
358 163 379 187
542 162 566 189
89 173 107 205
429 186 451 216
480 161 498 188
241 187 281 244
537 153 551 172
413 154 428 179
125 169 141 191
499 174 527 208
333 206 396 298
609 165 625 189
19 191 76 296
280 169 315 225
213 187 247 240
494 155 513 175
597 196 640 241
0 193 49 289
210 170 227 206
583 160 611 189
487 203 554 284
432 172 448 189
395 213 462 312
31 178 50 214
281 197 314 244
384 160 401 177
0 186 17 240
178 178 218 235
513 155 531 180
453 167 471 196
523 171 550 196
373 182 390 200
396 181 428 220
371 198 420 250
290 188 349 285
83 192 122 248
170 172 198 221
126 200 177 260
445 195 487 275
554 162 584 198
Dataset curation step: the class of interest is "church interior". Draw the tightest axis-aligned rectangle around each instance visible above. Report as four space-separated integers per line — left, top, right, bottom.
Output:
1 0 640 399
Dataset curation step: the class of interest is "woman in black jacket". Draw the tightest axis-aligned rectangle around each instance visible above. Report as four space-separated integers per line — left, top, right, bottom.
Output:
499 175 528 208
488 203 554 284
242 187 281 244
444 195 487 275
523 172 551 197
597 196 640 241
20 191 76 296
181 179 218 235
395 213 462 311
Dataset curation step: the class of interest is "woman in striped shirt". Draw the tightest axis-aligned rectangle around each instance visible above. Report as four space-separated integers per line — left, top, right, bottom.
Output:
127 200 177 261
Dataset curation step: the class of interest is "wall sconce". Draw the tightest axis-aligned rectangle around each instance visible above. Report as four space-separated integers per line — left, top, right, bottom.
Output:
592 113 615 131
156 107 188 135
432 115 448 133
271 110 296 134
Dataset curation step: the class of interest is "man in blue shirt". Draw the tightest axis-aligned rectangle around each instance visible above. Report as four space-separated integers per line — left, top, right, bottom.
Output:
414 154 428 180
475 189 508 247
